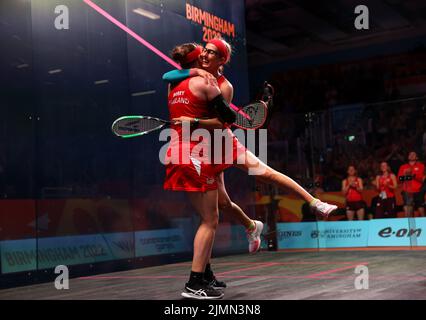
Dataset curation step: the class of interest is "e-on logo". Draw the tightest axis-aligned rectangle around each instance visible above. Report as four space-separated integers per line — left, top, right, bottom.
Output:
378 227 422 238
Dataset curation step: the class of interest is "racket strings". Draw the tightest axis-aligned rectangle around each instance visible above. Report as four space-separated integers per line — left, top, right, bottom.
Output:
114 117 166 135
136 118 166 133
235 103 266 129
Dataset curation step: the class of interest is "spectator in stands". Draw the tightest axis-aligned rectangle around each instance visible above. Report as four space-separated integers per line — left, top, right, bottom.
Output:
375 161 397 219
397 151 425 217
342 165 366 220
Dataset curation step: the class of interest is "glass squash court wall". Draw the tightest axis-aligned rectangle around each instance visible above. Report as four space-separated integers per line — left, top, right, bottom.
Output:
0 0 254 286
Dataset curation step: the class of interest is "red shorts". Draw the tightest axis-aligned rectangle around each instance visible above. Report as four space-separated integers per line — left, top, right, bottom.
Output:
213 136 246 174
163 131 246 192
164 159 218 192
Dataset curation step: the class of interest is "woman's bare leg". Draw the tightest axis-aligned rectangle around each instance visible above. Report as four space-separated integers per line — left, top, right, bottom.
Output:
217 172 254 229
187 190 219 273
236 150 314 203
235 150 337 216
182 190 223 299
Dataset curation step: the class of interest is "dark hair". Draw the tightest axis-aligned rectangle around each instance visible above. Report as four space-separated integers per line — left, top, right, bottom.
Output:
171 43 199 69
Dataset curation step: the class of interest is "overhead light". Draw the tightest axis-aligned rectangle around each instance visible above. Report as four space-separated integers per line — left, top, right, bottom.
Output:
132 90 156 96
94 79 109 85
48 69 62 74
133 8 160 20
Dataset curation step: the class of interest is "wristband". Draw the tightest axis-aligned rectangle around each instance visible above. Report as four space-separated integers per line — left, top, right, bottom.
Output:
162 69 191 83
191 118 200 129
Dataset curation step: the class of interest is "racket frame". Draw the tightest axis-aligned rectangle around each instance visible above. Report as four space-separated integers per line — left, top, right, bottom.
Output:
111 115 170 138
232 100 268 130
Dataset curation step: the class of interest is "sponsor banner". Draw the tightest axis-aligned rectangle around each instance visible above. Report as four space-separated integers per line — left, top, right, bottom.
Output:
277 222 317 249
135 229 191 257
278 218 426 249
368 218 422 247
315 221 369 248
37 233 126 269
1 239 37 273
277 221 369 249
1 232 134 274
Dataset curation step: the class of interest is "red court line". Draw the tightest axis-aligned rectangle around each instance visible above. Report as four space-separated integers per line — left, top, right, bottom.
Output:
278 246 426 253
206 262 279 276
78 273 426 281
175 261 367 266
218 274 426 280
79 275 187 280
305 263 368 278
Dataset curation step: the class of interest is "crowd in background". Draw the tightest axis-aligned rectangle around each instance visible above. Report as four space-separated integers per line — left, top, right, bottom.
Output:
265 48 426 220
321 99 425 192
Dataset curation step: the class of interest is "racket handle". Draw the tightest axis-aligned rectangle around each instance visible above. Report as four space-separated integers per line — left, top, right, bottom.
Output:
230 102 251 120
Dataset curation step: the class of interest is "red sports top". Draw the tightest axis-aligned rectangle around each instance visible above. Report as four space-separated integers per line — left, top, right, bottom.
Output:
397 162 425 193
344 178 363 202
378 174 395 198
163 78 218 192
166 78 211 163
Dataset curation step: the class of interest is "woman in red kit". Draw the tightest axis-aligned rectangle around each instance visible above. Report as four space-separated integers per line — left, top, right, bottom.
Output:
342 165 366 220
375 161 397 219
164 40 265 256
163 42 338 300
164 43 232 300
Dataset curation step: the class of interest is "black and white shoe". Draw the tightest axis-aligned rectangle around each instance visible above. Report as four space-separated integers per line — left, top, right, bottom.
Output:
181 282 224 300
206 276 227 289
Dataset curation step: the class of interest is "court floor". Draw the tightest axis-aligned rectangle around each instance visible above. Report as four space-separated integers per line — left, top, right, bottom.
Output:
1 248 425 300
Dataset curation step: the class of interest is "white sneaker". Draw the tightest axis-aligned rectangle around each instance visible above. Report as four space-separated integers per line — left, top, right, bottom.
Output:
247 220 263 254
310 199 338 218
